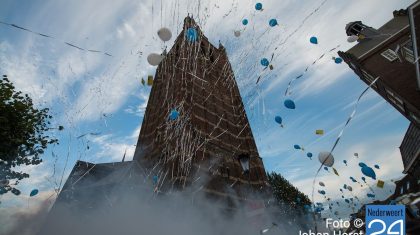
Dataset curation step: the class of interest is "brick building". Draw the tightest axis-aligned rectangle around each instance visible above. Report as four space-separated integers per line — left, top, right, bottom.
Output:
340 2 420 234
133 16 269 198
338 1 420 178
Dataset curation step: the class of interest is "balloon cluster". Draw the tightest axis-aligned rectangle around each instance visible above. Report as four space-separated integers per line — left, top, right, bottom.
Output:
147 27 173 66
239 3 278 34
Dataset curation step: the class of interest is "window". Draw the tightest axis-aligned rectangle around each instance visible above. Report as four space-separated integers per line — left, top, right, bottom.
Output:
400 186 404 194
402 41 415 63
407 181 410 190
385 88 405 111
209 49 216 63
175 45 180 58
361 70 377 88
348 22 364 35
381 49 398 62
200 42 207 58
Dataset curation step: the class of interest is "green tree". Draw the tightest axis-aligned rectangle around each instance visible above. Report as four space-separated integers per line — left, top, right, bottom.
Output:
267 172 311 210
0 75 59 196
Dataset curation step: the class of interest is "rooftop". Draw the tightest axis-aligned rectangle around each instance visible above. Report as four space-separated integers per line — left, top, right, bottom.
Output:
346 14 409 59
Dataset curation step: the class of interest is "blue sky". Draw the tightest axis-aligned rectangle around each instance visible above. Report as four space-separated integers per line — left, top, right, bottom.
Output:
0 0 415 229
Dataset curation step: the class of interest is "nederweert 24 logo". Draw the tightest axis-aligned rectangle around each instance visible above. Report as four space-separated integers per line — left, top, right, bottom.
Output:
366 205 405 235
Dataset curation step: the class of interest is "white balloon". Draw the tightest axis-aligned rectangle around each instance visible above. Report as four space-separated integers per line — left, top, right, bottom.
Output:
347 35 359 43
157 27 172 42
318 151 334 167
147 53 163 66
234 30 241 37
319 181 325 187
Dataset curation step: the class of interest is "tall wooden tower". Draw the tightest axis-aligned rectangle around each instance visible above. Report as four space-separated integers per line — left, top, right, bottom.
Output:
134 16 268 199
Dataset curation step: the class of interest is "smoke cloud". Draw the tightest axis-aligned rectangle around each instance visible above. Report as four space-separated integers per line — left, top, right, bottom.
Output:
3 161 324 235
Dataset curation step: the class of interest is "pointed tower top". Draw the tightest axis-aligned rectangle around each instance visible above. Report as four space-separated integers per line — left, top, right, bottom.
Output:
218 39 224 48
184 15 197 29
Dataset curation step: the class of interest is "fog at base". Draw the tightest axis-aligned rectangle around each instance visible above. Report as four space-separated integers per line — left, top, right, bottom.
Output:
26 165 316 235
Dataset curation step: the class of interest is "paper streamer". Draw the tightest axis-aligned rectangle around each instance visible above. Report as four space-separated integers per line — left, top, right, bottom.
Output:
0 20 113 57
284 45 340 96
310 76 379 232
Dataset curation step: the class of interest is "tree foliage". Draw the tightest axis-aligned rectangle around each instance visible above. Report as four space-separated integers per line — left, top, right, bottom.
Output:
0 75 58 196
267 172 311 209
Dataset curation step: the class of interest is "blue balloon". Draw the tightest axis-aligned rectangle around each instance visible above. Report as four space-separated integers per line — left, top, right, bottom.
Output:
255 3 263 10
343 160 347 165
11 188 20 196
186 28 198 42
374 164 380 169
367 193 375 198
269 19 278 27
274 116 282 125
307 152 313 159
310 36 318 44
361 166 376 180
30 189 38 197
345 199 350 203
284 99 296 109
293 144 301 150
361 176 366 182
318 190 326 195
358 162 367 168
261 58 269 67
324 166 328 171
334 57 343 64
169 109 179 120
242 19 249 25
343 184 347 189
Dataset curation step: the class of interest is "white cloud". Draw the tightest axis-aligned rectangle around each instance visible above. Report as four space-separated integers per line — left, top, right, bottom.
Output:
0 40 49 104
117 22 137 39
124 89 149 116
88 122 141 162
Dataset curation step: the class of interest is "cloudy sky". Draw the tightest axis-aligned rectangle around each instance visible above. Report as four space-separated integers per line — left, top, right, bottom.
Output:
0 0 416 231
